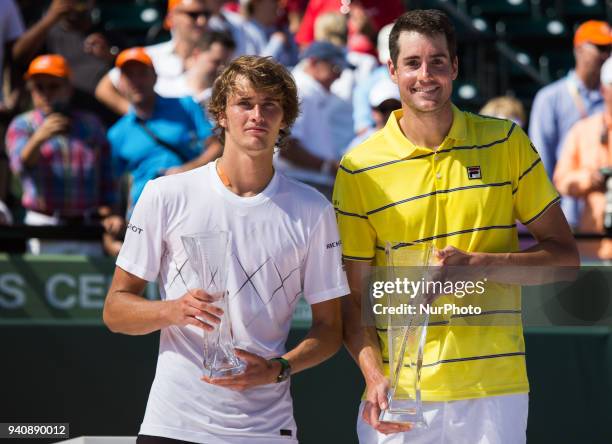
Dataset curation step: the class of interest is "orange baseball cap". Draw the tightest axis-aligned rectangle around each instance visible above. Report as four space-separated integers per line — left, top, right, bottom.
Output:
24 54 71 79
115 47 154 69
164 0 183 29
574 20 612 47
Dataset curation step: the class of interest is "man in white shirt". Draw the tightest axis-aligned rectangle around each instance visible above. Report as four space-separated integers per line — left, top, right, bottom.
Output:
276 41 354 196
103 55 349 444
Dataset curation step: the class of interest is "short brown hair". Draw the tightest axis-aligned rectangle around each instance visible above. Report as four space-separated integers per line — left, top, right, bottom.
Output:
389 10 457 66
208 55 299 146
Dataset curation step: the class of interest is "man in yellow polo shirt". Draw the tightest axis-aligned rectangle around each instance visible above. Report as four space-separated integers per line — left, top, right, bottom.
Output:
333 10 579 443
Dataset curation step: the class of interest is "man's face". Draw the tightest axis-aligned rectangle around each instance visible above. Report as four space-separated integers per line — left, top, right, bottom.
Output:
28 74 72 114
388 31 457 115
309 58 342 91
118 62 156 105
220 76 285 154
208 42 233 74
575 42 612 79
171 0 212 44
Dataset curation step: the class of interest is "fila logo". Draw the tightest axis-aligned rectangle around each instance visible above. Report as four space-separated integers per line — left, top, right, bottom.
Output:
467 166 482 180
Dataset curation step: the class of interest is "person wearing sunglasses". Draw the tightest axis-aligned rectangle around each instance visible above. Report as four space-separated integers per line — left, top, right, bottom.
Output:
95 0 216 116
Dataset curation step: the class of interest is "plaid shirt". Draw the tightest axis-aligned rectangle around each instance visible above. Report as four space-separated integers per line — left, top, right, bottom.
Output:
6 109 116 216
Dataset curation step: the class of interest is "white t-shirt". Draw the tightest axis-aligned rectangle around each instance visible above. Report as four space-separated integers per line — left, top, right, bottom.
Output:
0 0 24 102
109 40 191 98
116 162 349 444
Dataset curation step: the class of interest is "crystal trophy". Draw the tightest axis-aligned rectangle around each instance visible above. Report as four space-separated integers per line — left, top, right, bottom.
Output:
378 242 435 427
181 231 246 378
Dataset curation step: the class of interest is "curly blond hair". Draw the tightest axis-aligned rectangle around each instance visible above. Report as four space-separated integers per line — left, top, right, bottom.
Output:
208 55 299 147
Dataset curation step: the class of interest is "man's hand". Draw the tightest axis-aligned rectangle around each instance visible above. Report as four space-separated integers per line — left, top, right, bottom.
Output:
589 170 607 193
166 289 223 331
202 349 282 391
46 0 76 23
101 215 126 236
33 113 71 143
362 375 412 435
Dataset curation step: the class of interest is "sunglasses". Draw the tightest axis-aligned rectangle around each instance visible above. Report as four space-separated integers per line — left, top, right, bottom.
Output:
178 9 213 21
594 44 612 53
31 82 64 93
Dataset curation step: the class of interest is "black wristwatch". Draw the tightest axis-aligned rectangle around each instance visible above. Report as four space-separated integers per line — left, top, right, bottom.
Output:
270 357 291 383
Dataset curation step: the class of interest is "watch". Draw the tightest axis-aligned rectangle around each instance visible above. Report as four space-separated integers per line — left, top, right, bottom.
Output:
270 357 291 383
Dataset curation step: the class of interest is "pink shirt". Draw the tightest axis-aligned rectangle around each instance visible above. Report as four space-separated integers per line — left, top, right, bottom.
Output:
553 111 612 259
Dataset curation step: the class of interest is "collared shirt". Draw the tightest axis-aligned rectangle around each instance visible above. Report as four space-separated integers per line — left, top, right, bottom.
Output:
6 109 115 215
108 95 212 212
554 111 612 259
333 106 559 401
529 70 604 226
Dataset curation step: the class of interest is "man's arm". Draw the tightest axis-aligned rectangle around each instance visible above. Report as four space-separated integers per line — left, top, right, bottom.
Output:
343 260 411 434
437 203 580 283
204 296 343 390
165 136 223 175
11 0 73 65
280 137 338 172
95 73 130 115
103 266 222 335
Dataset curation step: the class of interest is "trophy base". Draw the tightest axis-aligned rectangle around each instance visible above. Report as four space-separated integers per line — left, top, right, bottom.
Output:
203 360 247 378
379 404 427 428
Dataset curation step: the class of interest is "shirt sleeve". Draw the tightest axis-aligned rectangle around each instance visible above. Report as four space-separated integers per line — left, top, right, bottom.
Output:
5 115 31 174
528 88 558 177
4 0 25 41
509 124 560 225
332 158 377 261
116 179 166 281
183 96 212 140
301 203 349 305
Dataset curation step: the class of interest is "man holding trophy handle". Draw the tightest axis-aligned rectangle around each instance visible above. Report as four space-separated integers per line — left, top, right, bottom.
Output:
333 10 579 443
103 56 349 443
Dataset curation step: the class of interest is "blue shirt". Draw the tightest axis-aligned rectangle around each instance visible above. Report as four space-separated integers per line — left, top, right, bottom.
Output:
529 70 604 226
352 65 390 133
108 95 212 211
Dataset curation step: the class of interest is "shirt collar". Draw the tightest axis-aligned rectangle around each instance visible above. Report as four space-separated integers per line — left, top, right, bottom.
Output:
382 104 467 159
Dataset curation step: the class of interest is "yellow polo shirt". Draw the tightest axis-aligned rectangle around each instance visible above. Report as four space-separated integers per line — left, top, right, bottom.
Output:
333 106 559 401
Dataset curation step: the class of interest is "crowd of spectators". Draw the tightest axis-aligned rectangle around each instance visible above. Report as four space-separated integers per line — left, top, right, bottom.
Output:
1 0 612 261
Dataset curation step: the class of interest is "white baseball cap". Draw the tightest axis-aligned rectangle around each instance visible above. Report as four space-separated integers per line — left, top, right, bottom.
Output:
369 78 401 108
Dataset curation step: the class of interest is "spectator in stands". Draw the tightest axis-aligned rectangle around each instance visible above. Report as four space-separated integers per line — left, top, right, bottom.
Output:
185 31 236 112
352 23 393 135
295 0 403 48
480 96 526 128
108 48 217 217
95 0 213 115
11 0 121 125
5 55 117 255
314 12 377 102
275 41 352 196
345 76 400 152
0 0 25 113
554 56 612 261
239 0 299 67
530 20 612 228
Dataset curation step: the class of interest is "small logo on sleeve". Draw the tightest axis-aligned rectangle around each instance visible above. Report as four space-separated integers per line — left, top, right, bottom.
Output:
467 166 482 180
326 240 342 250
126 223 143 234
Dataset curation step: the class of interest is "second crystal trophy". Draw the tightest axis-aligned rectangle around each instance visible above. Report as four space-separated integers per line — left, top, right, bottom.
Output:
378 241 435 427
181 231 246 378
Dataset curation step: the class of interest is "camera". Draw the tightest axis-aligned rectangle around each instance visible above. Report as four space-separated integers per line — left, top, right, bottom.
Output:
600 167 612 235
